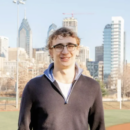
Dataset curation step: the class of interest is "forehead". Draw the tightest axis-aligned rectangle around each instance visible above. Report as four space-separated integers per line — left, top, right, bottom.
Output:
52 36 77 45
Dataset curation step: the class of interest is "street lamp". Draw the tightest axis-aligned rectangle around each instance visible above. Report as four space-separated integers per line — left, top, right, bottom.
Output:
13 0 26 108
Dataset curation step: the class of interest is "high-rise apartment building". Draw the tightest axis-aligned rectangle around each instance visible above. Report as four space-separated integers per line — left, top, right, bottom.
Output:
0 36 8 61
63 17 77 33
103 17 125 85
19 17 32 59
95 45 103 62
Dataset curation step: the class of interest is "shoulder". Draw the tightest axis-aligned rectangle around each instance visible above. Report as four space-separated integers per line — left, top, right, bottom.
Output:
79 74 100 91
24 74 49 91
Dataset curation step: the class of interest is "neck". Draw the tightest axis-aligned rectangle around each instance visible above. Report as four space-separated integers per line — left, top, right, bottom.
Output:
53 64 75 84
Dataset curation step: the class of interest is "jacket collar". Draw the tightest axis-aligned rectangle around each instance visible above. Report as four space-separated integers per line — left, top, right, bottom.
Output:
44 62 83 83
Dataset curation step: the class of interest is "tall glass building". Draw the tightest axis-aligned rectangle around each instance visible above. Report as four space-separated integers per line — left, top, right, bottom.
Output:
46 23 57 45
103 24 112 83
103 17 125 86
47 24 57 37
19 17 32 59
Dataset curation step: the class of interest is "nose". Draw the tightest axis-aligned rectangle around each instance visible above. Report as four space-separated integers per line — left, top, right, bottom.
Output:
61 46 69 54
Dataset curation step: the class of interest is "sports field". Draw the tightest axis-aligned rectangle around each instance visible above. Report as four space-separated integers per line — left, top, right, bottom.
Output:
0 110 130 130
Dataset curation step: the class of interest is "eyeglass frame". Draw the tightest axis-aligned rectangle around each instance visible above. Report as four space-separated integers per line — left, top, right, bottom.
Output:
50 43 78 52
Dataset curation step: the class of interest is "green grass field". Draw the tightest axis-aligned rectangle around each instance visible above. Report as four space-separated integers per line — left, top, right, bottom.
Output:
0 110 130 130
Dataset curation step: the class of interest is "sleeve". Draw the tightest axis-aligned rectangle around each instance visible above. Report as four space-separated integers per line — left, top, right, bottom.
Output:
88 83 105 130
18 82 33 130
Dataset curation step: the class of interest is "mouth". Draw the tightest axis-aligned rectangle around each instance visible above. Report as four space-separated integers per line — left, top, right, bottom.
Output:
60 57 70 62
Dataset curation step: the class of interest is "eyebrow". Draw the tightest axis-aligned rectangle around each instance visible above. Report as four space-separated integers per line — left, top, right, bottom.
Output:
56 42 76 45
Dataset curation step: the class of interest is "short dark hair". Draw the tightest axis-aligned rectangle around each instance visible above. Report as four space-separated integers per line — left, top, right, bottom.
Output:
46 27 80 50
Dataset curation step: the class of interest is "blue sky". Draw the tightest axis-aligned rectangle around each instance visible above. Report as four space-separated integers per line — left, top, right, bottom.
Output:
0 0 130 62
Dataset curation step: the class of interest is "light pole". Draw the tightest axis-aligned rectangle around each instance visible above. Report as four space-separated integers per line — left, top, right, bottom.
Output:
13 0 26 108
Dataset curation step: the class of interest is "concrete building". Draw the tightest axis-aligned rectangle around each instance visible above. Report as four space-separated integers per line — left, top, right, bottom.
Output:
98 61 104 81
77 46 89 65
95 45 103 62
86 61 98 79
0 36 8 61
36 50 50 65
8 48 28 61
19 16 32 59
103 17 125 85
63 17 77 33
0 57 6 77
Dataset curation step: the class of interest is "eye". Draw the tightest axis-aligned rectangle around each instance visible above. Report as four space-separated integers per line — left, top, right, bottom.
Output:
68 44 75 48
54 44 63 49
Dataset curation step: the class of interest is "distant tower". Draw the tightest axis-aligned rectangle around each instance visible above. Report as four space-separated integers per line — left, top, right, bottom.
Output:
46 23 57 45
95 44 104 62
47 23 57 37
19 12 32 59
63 17 77 33
0 36 8 61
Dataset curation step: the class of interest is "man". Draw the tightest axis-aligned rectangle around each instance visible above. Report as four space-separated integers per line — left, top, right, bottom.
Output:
18 27 105 130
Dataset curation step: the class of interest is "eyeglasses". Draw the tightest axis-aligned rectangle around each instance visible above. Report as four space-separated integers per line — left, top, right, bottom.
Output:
50 43 78 52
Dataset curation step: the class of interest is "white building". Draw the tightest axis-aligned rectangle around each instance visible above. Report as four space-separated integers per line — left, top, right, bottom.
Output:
36 50 50 65
77 46 89 65
8 47 28 61
63 17 77 33
103 17 125 85
111 17 125 83
0 36 8 61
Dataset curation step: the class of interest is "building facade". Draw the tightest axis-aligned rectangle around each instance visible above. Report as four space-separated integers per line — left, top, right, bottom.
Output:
35 50 50 65
47 24 57 37
8 48 28 61
95 45 103 62
103 24 112 83
0 36 8 61
98 61 104 81
19 17 32 59
86 61 98 79
103 17 125 85
76 46 89 65
63 17 77 33
46 23 57 45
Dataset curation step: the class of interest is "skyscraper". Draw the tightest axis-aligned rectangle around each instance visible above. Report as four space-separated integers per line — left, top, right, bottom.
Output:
47 23 57 37
0 36 8 61
63 17 77 33
95 44 104 62
46 23 57 45
103 17 125 85
19 16 32 59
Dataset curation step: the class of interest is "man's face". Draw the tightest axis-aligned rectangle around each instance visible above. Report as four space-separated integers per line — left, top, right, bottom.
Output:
49 36 79 69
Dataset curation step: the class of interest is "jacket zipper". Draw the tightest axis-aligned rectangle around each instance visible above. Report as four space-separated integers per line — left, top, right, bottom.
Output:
65 71 83 104
44 72 82 104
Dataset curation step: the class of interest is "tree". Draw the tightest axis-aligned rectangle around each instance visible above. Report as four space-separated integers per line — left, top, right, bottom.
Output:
96 80 107 97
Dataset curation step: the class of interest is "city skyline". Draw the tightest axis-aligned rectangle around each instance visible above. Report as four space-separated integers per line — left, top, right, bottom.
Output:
1 0 130 62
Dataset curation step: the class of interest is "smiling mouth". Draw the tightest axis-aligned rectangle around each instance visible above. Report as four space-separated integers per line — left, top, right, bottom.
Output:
60 57 70 61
